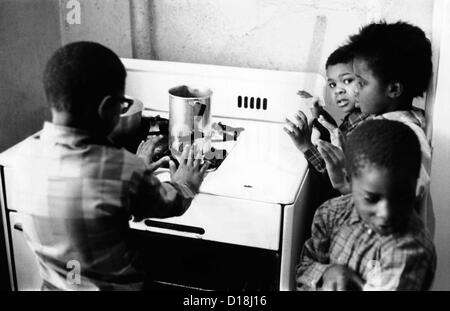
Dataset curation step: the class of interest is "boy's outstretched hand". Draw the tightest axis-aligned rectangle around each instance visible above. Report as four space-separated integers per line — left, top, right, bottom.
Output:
321 264 364 291
284 110 314 153
317 139 350 194
137 135 170 172
170 145 209 193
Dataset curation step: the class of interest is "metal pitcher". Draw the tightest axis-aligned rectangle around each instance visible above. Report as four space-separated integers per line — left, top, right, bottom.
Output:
168 85 212 161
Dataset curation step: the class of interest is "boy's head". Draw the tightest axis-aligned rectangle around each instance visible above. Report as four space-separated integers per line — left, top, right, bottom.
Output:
345 119 421 235
43 41 127 134
325 45 359 114
347 21 432 115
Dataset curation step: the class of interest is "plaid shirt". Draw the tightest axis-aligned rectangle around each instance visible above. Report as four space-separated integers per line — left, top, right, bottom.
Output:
296 194 436 291
10 122 196 290
305 109 370 173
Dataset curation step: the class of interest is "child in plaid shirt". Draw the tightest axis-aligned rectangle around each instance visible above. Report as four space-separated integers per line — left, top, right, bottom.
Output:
285 45 369 174
317 21 433 229
296 119 436 291
11 42 209 290
285 45 370 202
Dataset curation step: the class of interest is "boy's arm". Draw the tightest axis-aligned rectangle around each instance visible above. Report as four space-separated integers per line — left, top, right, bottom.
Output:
363 239 436 291
304 145 327 173
131 145 208 220
130 170 197 220
296 203 333 290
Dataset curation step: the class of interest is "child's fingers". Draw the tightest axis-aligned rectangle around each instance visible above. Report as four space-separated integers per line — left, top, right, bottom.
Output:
200 161 210 174
137 140 144 154
285 118 300 135
283 127 298 142
169 160 177 176
179 144 191 165
318 140 338 164
147 156 169 172
318 115 338 133
297 90 313 98
295 111 308 129
187 145 195 167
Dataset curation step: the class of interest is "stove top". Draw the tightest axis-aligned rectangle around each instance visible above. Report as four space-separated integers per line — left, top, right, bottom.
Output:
121 114 244 171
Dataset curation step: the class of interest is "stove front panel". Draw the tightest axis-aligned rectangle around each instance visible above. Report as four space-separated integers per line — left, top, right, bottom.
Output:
129 193 282 251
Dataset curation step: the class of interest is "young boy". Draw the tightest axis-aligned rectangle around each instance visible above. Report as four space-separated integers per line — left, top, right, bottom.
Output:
296 119 436 291
317 21 433 224
10 42 209 290
285 45 370 201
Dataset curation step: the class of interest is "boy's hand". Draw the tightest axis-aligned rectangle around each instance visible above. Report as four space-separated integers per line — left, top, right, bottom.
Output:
137 135 170 172
297 90 325 119
284 111 314 153
317 139 350 194
170 145 209 193
321 264 364 291
318 115 345 149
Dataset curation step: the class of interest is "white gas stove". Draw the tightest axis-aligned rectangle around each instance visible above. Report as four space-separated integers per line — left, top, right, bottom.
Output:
123 58 326 291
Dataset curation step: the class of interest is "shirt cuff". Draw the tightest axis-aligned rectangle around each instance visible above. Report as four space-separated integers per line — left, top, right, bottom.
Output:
168 181 198 199
304 148 326 173
298 263 330 290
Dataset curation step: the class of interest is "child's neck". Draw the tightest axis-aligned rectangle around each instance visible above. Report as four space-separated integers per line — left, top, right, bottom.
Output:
51 111 109 138
379 97 413 115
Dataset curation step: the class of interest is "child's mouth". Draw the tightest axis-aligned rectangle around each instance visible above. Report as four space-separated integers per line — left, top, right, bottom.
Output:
337 99 349 107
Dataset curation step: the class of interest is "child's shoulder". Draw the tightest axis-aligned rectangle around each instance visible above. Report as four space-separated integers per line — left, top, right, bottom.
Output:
382 213 435 256
317 194 355 223
378 107 426 131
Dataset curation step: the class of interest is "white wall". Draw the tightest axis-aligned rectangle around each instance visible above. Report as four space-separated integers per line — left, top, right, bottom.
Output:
62 0 433 122
150 0 433 76
429 0 450 292
148 0 433 120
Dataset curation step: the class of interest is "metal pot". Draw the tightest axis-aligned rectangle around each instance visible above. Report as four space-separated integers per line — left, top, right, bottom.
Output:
168 85 212 160
110 95 144 143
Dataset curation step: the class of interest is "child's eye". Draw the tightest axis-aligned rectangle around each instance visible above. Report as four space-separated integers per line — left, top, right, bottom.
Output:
328 82 336 89
343 78 354 85
364 195 379 204
358 81 366 88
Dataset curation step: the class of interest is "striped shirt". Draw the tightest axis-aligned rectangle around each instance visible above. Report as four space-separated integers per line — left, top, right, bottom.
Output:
10 122 196 290
296 194 436 291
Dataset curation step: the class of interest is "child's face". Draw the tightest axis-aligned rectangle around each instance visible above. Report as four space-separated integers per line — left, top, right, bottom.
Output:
351 165 417 236
326 62 359 113
353 58 390 115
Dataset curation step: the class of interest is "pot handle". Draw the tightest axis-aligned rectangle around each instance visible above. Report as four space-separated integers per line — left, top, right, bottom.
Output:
191 100 207 117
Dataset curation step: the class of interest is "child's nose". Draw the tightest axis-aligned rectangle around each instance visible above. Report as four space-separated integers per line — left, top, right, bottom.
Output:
375 200 393 223
334 87 345 95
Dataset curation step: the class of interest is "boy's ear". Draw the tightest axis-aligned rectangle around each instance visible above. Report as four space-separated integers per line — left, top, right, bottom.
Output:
344 169 351 185
98 95 119 122
387 82 404 99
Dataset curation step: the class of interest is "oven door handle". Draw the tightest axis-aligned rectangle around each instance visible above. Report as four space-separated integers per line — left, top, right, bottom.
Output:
144 219 205 235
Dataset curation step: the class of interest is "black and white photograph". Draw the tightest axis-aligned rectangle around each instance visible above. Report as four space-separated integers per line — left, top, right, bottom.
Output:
0 0 449 299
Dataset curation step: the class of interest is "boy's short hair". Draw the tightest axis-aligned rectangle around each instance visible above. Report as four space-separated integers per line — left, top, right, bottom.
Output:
347 21 432 99
345 119 421 179
325 45 354 69
43 41 126 115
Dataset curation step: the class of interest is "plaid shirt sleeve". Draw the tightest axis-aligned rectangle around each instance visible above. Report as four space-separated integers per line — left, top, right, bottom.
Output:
296 203 332 290
129 169 197 221
304 147 327 173
363 238 436 291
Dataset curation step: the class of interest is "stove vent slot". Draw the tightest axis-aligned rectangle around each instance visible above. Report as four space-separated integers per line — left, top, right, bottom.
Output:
237 96 268 110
